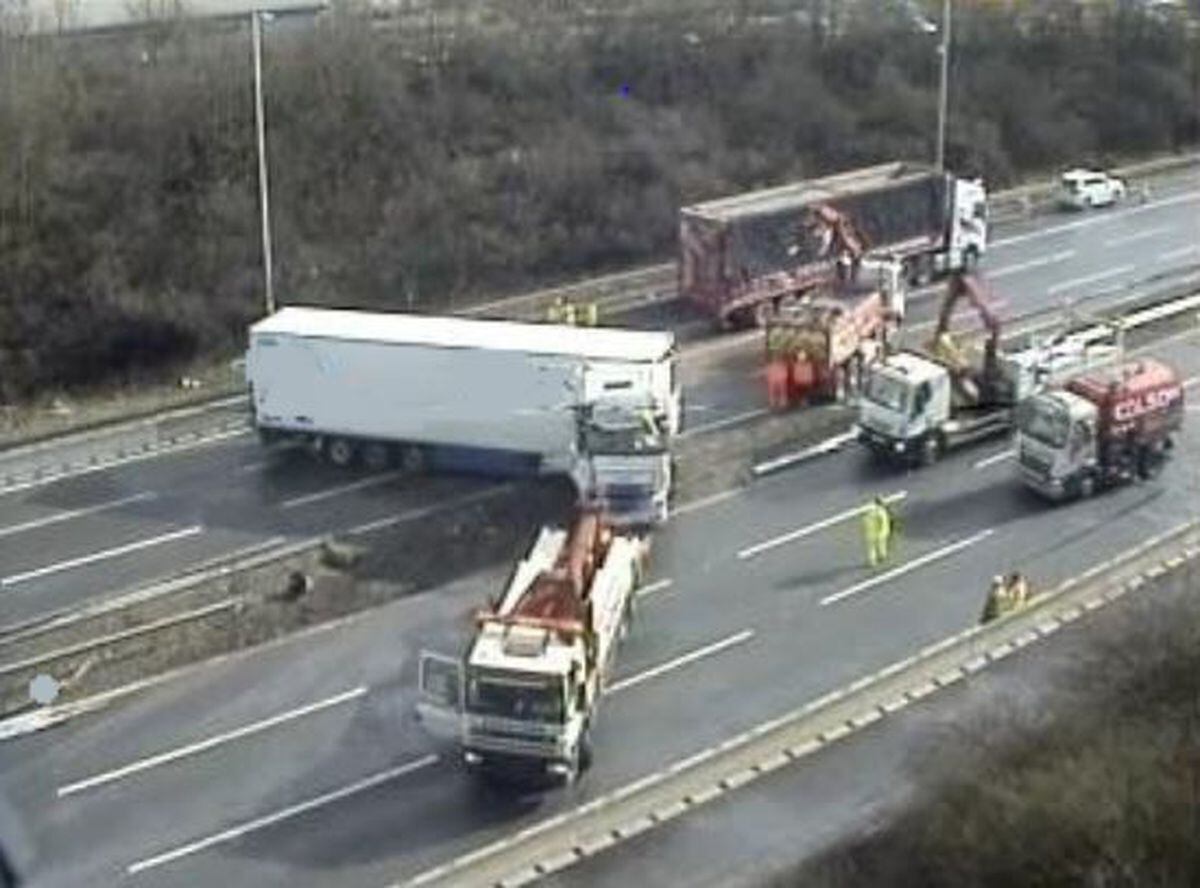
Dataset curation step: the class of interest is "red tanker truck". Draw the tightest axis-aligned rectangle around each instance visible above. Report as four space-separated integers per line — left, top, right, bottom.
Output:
1015 357 1185 501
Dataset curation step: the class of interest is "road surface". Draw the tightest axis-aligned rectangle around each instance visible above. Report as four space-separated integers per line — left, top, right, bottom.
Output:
1 173 1196 630
2 315 1197 885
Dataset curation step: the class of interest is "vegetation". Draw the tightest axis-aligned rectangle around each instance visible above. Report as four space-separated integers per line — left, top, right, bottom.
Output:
779 564 1200 888
1 0 1197 401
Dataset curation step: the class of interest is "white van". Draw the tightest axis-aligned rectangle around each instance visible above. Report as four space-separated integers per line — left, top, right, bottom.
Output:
1059 169 1126 210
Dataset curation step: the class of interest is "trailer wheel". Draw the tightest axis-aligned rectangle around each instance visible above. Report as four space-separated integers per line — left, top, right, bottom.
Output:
962 246 980 273
401 445 426 474
327 437 356 468
363 442 391 472
578 727 594 773
1077 474 1096 500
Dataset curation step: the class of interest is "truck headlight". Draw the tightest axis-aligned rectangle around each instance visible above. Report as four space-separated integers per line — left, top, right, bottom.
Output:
893 441 906 453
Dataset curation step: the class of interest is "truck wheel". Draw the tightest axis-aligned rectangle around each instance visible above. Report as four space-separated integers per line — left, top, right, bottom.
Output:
327 437 356 468
578 728 594 773
363 442 391 472
401 445 426 474
919 435 942 467
753 300 773 328
962 247 980 273
1078 474 1096 499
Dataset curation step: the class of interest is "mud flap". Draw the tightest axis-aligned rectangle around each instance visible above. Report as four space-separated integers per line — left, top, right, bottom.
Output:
415 651 463 743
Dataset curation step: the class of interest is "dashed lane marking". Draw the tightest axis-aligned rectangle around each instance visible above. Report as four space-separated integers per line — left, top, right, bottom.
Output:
1 525 204 588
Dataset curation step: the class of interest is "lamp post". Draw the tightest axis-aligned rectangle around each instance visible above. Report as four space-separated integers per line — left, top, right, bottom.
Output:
934 0 951 172
252 10 276 315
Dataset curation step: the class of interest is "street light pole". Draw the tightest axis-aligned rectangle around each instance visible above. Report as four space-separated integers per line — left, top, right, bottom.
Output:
252 9 276 316
935 0 951 172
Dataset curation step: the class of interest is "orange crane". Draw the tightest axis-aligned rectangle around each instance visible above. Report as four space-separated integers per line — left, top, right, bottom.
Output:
803 203 872 285
926 272 1002 402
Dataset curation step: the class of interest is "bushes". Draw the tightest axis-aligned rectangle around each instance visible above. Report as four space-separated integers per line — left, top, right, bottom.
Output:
0 1 1197 400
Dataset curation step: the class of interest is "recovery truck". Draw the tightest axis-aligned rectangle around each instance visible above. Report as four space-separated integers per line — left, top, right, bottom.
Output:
762 258 904 408
416 509 648 783
245 307 681 525
679 161 988 328
857 273 1121 467
1016 357 1185 501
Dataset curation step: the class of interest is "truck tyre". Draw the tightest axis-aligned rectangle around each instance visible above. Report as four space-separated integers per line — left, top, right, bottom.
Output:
753 300 774 328
1077 474 1096 500
919 434 942 467
363 442 391 472
401 445 426 474
327 437 356 468
962 247 980 273
578 727 594 773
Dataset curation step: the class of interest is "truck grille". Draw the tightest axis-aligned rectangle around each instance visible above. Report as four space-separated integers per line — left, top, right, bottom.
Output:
1019 448 1051 479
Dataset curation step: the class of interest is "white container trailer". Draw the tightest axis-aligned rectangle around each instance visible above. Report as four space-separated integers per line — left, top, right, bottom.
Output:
246 307 681 524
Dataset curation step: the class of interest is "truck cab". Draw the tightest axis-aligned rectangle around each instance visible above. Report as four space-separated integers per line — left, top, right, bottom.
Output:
858 352 953 465
945 177 988 272
1016 390 1100 500
578 399 672 526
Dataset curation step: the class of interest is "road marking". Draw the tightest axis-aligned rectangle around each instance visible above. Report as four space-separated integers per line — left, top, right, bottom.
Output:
737 491 909 561
751 430 857 476
279 469 406 509
1103 225 1169 248
343 485 510 536
126 754 439 875
0 492 157 540
0 525 204 588
1046 264 1135 296
636 578 674 598
678 408 768 439
820 528 996 606
1159 244 1200 263
991 189 1200 248
1185 375 1199 389
58 686 368 799
0 426 250 498
670 488 743 517
989 249 1074 278
608 630 754 693
973 448 1015 470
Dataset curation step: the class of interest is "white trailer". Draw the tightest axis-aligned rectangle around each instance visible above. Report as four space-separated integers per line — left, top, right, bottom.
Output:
416 510 648 783
246 307 681 524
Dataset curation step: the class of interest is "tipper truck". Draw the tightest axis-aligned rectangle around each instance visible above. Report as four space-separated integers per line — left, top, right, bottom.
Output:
679 161 987 328
416 509 649 783
1016 358 1185 501
245 307 681 525
857 273 1121 467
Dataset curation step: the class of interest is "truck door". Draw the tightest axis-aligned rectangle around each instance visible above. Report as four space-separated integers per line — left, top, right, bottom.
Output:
415 651 463 743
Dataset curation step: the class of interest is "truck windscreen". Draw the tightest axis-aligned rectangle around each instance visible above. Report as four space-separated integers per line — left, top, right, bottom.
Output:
467 674 565 723
1019 399 1070 448
864 373 908 413
584 421 666 456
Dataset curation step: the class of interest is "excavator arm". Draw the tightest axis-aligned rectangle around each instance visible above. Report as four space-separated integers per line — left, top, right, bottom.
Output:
805 203 871 266
929 272 1001 380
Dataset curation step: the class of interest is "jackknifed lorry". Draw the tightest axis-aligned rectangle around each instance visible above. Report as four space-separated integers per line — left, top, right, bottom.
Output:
416 508 648 782
1016 357 1184 501
245 307 681 525
679 161 987 328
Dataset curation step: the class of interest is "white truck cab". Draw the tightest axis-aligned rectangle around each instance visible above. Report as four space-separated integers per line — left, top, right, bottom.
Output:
945 177 989 272
858 352 952 465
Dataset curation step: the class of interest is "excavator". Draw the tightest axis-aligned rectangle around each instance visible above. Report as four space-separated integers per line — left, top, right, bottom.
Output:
926 271 1002 403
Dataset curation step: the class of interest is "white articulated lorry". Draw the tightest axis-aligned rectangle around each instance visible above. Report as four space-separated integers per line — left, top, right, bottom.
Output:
245 307 681 525
416 509 648 783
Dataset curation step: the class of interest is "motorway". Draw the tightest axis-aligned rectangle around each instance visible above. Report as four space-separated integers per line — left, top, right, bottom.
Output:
0 172 1197 634
0 169 1197 885
2 313 1199 886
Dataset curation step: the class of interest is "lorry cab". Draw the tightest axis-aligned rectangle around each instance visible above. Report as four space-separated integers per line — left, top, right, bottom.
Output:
948 177 988 271
1016 390 1098 500
578 398 672 525
858 352 950 465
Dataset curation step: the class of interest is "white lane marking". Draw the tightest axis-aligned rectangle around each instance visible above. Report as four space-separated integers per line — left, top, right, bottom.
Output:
737 491 909 561
973 448 1015 470
988 249 1075 278
1160 244 1200 263
1103 225 1170 248
238 459 271 474
125 754 439 875
1185 375 1199 389
636 578 674 598
0 427 251 498
670 488 743 517
58 686 368 799
608 630 755 693
991 190 1200 248
821 528 996 606
0 525 204 588
279 470 406 510
678 408 768 439
751 430 857 476
1046 264 1136 296
0 492 157 540
343 485 511 536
